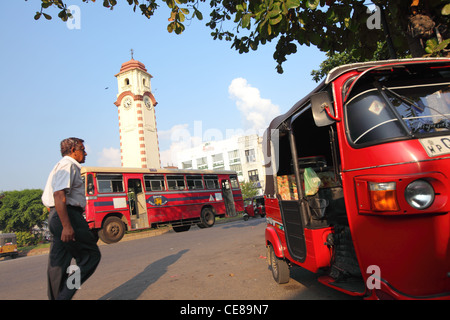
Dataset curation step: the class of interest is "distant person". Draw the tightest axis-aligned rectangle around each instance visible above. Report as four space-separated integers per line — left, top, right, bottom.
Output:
42 137 101 300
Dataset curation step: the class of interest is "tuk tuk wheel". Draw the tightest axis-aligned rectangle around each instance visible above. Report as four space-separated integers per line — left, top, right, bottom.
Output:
98 216 125 244
269 244 290 284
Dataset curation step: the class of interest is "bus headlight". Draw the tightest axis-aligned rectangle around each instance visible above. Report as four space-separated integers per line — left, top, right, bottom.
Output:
405 180 434 210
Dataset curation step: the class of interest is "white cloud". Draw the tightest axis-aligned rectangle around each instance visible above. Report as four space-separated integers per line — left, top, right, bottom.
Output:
159 123 201 167
97 147 121 167
158 79 280 167
228 78 280 132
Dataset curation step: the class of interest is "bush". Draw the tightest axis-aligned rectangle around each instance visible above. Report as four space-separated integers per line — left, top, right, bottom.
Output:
16 231 36 247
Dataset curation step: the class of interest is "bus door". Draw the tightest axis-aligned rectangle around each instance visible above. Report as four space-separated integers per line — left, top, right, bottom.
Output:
127 178 149 229
221 179 237 217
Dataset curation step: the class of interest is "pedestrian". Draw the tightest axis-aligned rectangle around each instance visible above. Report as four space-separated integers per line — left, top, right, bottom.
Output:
42 137 101 300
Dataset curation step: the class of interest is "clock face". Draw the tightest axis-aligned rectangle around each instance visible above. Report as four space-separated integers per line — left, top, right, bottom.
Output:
144 96 152 110
123 97 132 109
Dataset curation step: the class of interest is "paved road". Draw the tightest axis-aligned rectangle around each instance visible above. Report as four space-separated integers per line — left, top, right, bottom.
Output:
0 218 357 301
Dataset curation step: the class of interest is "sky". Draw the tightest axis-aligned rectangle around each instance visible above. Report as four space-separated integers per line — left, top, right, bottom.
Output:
0 0 327 191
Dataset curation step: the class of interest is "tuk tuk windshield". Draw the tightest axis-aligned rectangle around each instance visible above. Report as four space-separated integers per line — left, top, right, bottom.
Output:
345 81 450 145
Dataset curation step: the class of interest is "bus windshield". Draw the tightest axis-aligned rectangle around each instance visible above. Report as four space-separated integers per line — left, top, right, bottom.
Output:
345 81 450 145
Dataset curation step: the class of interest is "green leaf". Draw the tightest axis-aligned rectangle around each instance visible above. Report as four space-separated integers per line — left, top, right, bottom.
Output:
305 0 319 10
269 14 282 25
236 4 244 12
242 13 251 29
167 22 175 33
43 13 52 20
442 4 450 15
166 0 175 9
178 11 186 22
285 0 300 9
435 39 450 51
34 12 42 20
195 9 203 20
174 22 185 34
268 7 281 18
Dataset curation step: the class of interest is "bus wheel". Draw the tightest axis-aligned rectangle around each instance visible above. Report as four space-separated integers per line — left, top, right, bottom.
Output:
98 216 125 244
198 208 215 228
269 244 290 284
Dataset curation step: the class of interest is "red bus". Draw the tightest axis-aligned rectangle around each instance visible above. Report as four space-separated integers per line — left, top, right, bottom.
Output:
81 167 244 243
264 58 450 299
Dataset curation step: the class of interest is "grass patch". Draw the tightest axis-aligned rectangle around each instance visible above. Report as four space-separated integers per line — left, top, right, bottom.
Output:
18 242 50 253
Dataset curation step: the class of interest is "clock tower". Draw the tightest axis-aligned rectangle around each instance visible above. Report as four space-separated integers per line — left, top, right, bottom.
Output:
114 58 160 168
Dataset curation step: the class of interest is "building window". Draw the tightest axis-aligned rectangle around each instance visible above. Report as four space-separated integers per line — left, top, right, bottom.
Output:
245 149 256 163
230 164 242 176
248 169 259 182
182 160 192 169
197 157 208 170
228 150 240 164
124 78 130 86
212 153 224 169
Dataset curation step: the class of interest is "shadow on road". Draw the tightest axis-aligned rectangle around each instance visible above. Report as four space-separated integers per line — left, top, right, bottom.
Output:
222 218 265 229
99 249 189 300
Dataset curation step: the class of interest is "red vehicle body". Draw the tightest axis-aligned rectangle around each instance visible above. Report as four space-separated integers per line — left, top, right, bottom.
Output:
81 167 243 243
263 58 450 299
243 196 266 220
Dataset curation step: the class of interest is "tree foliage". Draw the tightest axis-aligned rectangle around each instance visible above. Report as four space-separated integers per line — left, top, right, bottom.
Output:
0 189 47 233
240 181 259 199
30 0 450 73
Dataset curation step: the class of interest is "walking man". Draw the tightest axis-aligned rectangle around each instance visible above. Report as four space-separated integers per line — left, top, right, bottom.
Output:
42 137 101 300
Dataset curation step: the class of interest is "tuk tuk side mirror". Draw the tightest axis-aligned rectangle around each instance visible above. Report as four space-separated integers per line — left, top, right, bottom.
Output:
311 91 340 127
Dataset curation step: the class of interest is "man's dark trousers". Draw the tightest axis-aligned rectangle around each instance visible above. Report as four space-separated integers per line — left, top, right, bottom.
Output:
47 206 101 300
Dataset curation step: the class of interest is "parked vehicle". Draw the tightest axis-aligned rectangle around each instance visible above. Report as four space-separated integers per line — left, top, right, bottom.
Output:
264 58 450 299
82 167 244 243
243 196 266 221
0 233 18 259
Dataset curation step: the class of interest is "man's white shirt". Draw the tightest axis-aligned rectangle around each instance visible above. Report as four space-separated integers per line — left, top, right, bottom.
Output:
42 156 86 209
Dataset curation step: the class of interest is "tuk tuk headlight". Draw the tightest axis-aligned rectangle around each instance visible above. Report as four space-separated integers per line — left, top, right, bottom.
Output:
405 180 434 210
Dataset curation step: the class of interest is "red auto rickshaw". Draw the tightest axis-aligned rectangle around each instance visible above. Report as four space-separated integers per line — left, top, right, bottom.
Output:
263 58 450 299
243 196 266 220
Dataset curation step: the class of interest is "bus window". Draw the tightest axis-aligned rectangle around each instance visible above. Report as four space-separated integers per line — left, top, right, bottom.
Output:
144 175 166 191
187 175 204 190
230 175 239 189
97 174 124 193
167 175 186 190
204 175 219 189
87 174 95 195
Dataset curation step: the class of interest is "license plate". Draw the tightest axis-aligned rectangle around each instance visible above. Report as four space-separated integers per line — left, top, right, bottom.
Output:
420 135 450 157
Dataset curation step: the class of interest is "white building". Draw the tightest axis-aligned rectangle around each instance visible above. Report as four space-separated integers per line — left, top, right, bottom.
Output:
177 134 266 194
